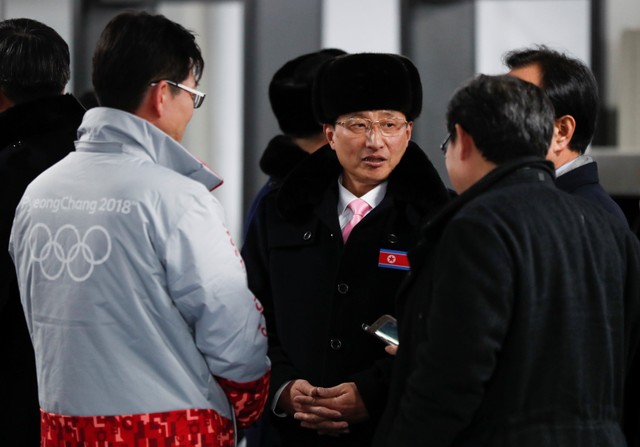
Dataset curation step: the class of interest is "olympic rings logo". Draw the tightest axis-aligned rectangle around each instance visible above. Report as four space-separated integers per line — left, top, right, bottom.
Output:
27 223 112 282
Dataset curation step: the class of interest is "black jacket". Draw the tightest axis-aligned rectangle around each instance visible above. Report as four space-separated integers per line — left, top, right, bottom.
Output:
374 158 640 447
244 135 310 236
555 160 628 227
0 94 85 446
242 142 450 446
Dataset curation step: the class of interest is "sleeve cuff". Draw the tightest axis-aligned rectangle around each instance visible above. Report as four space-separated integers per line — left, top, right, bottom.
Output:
271 380 291 418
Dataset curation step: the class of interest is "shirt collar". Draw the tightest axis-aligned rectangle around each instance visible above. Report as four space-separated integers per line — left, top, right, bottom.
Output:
555 153 593 177
337 175 388 214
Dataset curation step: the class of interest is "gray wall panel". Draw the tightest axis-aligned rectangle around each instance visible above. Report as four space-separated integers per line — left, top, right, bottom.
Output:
405 1 475 188
243 0 322 216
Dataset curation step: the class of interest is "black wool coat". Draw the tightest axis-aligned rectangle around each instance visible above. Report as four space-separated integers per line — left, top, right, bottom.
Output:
0 94 85 446
374 158 640 447
242 142 450 447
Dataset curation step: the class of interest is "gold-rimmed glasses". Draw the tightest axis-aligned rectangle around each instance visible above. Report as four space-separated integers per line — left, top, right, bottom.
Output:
336 117 409 137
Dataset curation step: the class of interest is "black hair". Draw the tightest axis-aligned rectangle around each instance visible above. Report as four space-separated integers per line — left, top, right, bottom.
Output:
446 74 555 164
0 18 70 103
504 45 598 154
92 10 204 112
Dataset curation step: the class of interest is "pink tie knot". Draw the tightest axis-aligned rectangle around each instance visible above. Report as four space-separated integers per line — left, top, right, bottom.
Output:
342 198 372 242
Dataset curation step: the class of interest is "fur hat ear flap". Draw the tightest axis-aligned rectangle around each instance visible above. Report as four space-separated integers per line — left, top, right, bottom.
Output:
313 53 422 124
269 48 346 137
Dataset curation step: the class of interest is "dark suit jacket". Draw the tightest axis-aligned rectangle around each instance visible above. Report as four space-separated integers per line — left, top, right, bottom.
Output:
555 161 629 227
375 158 640 447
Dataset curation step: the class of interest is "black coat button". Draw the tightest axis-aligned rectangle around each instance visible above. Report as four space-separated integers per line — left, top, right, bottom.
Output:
388 233 398 244
337 283 349 294
303 231 312 240
330 339 342 350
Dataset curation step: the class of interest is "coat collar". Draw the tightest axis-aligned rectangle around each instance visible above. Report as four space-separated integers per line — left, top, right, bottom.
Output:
76 107 223 191
409 157 555 266
259 134 310 179
0 94 85 147
276 141 450 221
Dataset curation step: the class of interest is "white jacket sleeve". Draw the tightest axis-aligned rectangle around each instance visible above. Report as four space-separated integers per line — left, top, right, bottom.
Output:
162 192 270 383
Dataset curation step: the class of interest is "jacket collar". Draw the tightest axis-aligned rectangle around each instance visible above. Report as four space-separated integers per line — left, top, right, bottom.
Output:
259 134 310 179
76 107 223 191
554 160 598 193
0 94 85 146
409 157 555 266
276 141 450 221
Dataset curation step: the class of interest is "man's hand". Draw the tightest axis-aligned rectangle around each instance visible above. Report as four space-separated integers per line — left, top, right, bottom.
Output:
385 344 398 356
277 379 348 435
276 379 322 416
293 382 369 435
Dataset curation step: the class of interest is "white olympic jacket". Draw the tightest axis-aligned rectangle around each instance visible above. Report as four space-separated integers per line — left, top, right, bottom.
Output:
9 107 270 445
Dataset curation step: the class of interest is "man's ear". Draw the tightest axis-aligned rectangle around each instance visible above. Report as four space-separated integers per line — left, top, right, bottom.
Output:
455 123 475 160
404 120 413 141
324 123 337 150
149 82 166 117
134 82 164 120
553 115 576 151
0 89 15 113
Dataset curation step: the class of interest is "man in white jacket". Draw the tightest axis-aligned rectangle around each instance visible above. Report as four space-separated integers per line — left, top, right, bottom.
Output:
9 10 270 447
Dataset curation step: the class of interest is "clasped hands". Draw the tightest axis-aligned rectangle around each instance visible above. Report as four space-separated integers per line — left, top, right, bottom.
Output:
277 379 369 436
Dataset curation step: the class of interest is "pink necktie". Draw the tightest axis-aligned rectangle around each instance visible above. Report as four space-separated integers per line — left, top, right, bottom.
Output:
342 198 372 242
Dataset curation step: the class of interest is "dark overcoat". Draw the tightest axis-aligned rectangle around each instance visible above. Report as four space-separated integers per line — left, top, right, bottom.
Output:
242 142 450 446
374 158 640 447
0 94 85 446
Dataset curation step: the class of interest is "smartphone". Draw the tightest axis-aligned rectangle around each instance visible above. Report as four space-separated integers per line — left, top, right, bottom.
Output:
362 314 399 346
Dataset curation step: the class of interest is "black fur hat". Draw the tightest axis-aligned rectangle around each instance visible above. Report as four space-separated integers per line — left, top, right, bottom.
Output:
269 48 346 137
313 53 422 123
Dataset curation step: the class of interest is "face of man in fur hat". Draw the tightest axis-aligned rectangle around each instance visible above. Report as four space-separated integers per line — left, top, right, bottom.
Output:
313 53 422 197
324 109 413 196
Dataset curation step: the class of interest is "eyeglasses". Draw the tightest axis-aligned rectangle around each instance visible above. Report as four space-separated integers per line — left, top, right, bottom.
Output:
336 117 409 137
440 133 451 155
149 80 206 109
